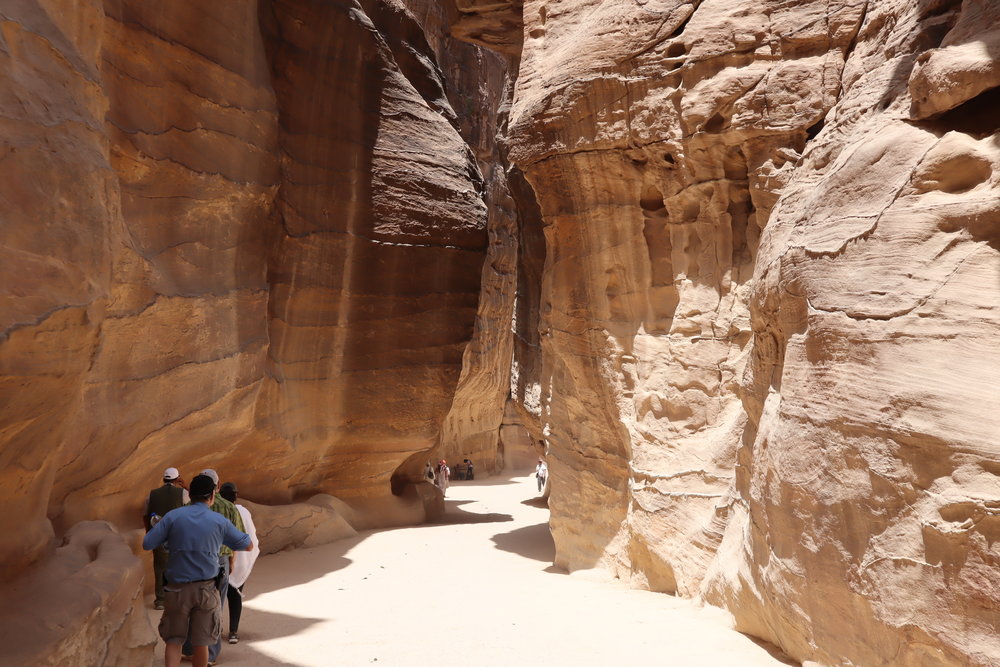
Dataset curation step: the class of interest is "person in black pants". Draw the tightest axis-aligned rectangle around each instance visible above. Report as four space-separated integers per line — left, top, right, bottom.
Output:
219 482 260 645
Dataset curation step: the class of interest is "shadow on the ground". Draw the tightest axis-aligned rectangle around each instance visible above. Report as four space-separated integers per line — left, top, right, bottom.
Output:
450 473 533 488
491 521 556 563
233 608 324 666
430 497 513 525
521 496 548 508
146 604 321 667
237 536 357 601
744 634 800 666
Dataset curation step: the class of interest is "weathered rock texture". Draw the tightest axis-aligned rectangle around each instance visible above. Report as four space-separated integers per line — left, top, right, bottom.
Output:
1 0 508 661
5 0 1000 664
469 0 1000 665
1 522 156 666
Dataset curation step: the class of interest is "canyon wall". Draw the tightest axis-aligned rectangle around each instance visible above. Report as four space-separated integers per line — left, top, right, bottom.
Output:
479 0 1000 665
1 0 508 660
3 0 999 664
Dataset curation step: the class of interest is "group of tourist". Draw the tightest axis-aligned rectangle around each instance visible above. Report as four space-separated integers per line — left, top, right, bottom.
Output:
425 458 476 496
142 467 261 667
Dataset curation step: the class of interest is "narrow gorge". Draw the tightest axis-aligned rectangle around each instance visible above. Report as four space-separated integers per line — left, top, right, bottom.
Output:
1 0 998 665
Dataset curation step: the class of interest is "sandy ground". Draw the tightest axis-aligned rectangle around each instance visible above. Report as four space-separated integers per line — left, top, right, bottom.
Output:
149 475 794 666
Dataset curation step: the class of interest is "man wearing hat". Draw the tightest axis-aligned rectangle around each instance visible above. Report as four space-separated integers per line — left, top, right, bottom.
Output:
143 474 251 667
144 467 189 609
181 469 244 664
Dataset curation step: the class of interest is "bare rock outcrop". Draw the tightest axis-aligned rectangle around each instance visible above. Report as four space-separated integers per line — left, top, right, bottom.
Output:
1 0 506 661
1 0 499 551
0 522 156 666
468 0 1000 665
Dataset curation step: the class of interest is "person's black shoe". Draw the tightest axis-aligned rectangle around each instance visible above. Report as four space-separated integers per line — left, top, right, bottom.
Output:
228 632 239 644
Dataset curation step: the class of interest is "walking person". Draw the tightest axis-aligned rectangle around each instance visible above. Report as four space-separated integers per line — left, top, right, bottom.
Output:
142 474 251 667
535 458 548 493
218 482 260 645
181 468 245 664
143 467 189 610
436 459 450 496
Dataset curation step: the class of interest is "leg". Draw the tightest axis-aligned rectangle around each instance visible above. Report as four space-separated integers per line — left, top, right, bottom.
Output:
227 583 243 635
164 642 183 667
207 556 230 662
190 645 210 667
153 546 168 606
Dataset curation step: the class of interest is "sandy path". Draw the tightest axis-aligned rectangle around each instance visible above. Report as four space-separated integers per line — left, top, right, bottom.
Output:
150 475 793 666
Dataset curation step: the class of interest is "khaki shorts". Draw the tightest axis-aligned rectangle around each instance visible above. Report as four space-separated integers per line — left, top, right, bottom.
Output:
159 580 220 646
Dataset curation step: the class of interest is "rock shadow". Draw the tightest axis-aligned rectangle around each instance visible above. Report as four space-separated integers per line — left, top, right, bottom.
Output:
225 608 324 666
147 607 323 666
429 498 513 525
491 521 555 563
246 540 356 596
452 474 526 487
742 634 800 666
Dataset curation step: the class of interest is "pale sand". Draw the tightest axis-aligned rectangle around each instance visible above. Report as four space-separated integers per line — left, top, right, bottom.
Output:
150 475 794 666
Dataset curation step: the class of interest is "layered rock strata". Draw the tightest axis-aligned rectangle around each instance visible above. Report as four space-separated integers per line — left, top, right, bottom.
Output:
1 0 506 661
469 0 1000 665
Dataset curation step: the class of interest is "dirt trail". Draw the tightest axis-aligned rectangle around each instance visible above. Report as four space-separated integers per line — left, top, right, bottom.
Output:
151 475 794 666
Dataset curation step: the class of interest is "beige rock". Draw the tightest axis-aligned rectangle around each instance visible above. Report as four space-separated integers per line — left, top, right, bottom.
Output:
476 0 1000 665
0 522 156 666
1 0 505 661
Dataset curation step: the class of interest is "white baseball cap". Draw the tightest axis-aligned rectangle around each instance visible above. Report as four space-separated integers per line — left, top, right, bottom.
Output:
163 467 180 481
200 468 220 485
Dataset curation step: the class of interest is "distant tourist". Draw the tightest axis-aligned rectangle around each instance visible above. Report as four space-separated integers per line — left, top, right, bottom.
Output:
535 458 548 492
219 482 260 645
436 459 450 495
142 474 251 667
464 459 474 481
143 467 189 610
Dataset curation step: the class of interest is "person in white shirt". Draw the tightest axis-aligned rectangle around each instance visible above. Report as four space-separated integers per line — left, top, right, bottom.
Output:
535 459 548 492
218 482 260 645
436 460 450 496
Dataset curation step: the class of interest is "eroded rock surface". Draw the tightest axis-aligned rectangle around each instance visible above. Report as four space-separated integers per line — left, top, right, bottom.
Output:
0 522 156 666
1 0 506 661
478 0 1000 665
4 0 1000 665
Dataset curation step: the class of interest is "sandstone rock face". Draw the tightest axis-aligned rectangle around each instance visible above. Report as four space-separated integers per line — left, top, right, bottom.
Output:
0 522 156 666
400 0 521 476
485 0 1000 665
1 0 507 661
1 0 500 550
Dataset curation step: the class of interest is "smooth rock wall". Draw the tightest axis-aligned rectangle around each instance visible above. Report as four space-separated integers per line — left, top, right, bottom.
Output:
402 0 520 475
1 0 504 661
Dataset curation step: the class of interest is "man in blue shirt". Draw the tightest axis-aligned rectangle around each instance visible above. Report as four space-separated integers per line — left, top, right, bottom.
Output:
143 474 251 667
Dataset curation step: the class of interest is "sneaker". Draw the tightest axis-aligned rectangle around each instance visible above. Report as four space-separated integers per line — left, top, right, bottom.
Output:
228 632 239 644
153 602 164 610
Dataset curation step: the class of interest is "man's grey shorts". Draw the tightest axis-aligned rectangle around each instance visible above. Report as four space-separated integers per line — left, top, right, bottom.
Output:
159 580 220 646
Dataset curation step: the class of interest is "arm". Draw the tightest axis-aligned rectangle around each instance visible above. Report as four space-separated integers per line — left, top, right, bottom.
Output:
142 514 168 551
143 494 152 532
177 479 190 505
222 520 252 553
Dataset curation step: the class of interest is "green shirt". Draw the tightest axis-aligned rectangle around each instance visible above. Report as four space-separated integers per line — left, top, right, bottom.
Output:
209 495 245 558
